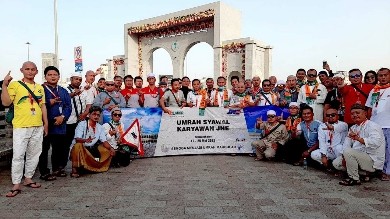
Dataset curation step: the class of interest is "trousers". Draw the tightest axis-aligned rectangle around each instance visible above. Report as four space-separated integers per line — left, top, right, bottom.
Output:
251 140 276 159
332 148 374 180
38 134 67 175
12 126 43 184
311 144 343 164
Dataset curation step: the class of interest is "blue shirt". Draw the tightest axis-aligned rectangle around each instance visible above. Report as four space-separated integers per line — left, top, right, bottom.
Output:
71 120 107 148
44 84 72 135
299 120 322 148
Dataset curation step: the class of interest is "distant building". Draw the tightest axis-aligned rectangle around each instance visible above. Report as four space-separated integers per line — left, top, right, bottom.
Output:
41 53 57 82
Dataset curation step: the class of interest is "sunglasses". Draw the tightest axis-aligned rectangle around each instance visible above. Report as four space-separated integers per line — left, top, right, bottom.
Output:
325 113 337 118
267 115 276 118
263 84 271 87
106 83 115 86
349 74 361 79
307 74 317 77
113 113 122 117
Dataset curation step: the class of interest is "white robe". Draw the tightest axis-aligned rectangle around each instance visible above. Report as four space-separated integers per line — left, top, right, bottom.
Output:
297 83 327 122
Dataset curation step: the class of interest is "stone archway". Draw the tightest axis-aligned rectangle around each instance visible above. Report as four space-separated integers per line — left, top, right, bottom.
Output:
183 41 214 80
124 2 272 84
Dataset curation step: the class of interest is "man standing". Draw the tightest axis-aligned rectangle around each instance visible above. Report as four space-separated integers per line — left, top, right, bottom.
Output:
244 79 252 93
255 79 279 106
38 66 72 181
205 78 215 102
81 70 97 101
126 76 144 108
180 76 192 100
230 76 240 94
160 78 186 114
120 75 133 106
338 69 374 126
96 78 105 93
296 68 306 88
247 76 262 103
114 75 123 92
93 78 126 111
269 76 277 91
275 80 288 107
284 75 300 105
295 105 321 166
333 104 385 186
251 110 288 161
297 69 327 122
142 73 164 107
365 68 390 181
324 73 345 121
311 107 348 170
65 72 92 167
2 62 48 197
210 77 233 108
187 79 208 108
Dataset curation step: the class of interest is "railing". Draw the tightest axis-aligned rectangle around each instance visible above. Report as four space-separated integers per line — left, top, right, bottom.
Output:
0 111 13 159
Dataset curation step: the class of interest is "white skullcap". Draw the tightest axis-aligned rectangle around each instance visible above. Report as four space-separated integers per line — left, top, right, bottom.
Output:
267 110 277 115
289 102 299 108
333 73 345 79
111 107 121 113
70 72 82 78
277 80 286 85
147 72 156 78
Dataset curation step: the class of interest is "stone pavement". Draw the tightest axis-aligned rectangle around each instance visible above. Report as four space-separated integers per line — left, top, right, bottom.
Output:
0 155 389 219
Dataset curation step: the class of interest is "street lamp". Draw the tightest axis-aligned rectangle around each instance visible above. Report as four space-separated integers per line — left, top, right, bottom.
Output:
26 42 31 61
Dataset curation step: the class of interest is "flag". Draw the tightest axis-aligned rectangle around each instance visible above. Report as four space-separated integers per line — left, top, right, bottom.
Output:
121 119 144 156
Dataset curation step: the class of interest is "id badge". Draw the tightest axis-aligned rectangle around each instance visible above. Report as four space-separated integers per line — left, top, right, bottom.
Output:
59 106 63 114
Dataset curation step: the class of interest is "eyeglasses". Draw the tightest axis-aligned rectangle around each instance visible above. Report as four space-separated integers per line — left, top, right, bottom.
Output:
349 74 362 79
267 115 276 118
307 74 317 77
263 84 271 87
325 113 337 118
106 83 115 86
113 113 122 117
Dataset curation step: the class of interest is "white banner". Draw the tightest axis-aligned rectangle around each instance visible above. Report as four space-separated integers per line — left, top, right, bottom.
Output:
154 108 252 156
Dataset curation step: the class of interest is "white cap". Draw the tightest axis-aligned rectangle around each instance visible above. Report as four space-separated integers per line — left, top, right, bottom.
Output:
70 72 82 78
289 102 299 108
147 72 156 78
111 107 121 113
333 73 345 79
277 80 286 85
267 110 276 115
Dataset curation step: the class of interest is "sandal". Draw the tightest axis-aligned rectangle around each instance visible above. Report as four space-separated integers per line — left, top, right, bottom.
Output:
380 174 390 181
339 178 361 186
53 170 67 177
24 182 41 188
6 189 21 198
70 172 80 178
360 175 371 182
39 173 56 181
254 157 263 161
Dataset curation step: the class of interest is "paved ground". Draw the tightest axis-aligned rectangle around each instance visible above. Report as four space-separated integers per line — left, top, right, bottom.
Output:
0 155 389 219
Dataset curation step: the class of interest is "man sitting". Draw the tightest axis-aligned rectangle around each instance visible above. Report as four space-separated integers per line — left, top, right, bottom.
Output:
251 110 288 161
70 106 115 178
333 104 385 186
311 107 348 171
102 107 132 167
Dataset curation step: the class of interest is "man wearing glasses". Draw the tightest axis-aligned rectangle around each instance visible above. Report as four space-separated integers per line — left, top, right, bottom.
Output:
337 69 374 127
311 107 348 170
297 69 328 122
251 110 288 161
93 78 125 112
255 79 279 106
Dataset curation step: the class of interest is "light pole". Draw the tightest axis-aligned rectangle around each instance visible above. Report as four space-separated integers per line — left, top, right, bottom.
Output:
26 42 31 61
54 0 59 67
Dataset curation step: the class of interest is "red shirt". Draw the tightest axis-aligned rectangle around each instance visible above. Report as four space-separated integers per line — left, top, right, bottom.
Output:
339 83 374 124
120 87 133 102
141 86 164 107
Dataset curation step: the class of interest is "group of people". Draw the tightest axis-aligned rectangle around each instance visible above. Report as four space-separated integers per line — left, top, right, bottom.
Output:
1 60 389 197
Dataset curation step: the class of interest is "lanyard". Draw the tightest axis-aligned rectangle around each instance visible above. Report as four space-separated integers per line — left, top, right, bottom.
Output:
21 79 36 111
44 84 59 99
354 120 367 136
375 90 386 107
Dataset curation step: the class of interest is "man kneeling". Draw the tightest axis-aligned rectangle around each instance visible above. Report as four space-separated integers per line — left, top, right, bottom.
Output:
70 106 115 177
333 104 385 186
251 110 288 161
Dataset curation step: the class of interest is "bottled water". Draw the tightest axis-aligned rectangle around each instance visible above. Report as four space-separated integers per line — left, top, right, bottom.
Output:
303 158 308 170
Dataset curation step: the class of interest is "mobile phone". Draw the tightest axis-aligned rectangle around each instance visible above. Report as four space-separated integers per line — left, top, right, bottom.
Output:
322 61 327 69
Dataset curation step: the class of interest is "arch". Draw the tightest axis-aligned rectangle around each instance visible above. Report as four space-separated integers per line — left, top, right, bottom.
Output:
149 47 173 80
228 71 241 89
183 41 214 82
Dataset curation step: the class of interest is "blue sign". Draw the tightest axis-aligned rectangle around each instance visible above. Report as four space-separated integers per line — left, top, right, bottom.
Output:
75 62 83 72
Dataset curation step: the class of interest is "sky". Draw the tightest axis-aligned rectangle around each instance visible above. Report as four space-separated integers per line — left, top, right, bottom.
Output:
0 0 389 83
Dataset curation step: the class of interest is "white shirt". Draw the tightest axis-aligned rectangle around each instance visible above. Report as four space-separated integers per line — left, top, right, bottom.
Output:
365 87 390 128
187 91 207 108
318 121 348 156
65 85 93 124
343 120 386 170
210 89 233 107
102 122 125 150
229 94 254 108
80 81 97 103
256 92 278 106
